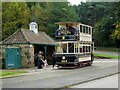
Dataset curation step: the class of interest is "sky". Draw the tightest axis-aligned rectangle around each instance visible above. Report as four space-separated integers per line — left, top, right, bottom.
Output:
68 0 86 5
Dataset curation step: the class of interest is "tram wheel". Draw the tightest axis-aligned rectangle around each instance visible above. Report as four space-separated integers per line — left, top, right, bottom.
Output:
74 64 78 69
88 61 92 66
79 62 83 68
57 65 59 69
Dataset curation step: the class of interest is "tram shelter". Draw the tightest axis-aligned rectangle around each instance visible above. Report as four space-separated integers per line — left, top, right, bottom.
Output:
2 29 55 68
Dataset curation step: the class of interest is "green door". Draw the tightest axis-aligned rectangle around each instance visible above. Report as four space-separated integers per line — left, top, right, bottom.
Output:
6 47 21 69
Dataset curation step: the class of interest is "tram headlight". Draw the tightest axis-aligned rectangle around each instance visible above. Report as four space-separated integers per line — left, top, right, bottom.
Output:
62 56 65 60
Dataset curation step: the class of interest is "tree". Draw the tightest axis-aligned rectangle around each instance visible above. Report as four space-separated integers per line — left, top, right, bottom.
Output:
73 2 119 47
111 2 120 47
2 2 31 40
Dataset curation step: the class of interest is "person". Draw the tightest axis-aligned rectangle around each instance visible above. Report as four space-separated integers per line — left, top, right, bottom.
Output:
52 52 56 68
43 59 48 69
37 51 43 69
41 53 45 67
91 52 94 63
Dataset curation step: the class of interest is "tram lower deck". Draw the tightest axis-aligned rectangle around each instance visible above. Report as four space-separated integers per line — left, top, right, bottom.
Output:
55 53 94 68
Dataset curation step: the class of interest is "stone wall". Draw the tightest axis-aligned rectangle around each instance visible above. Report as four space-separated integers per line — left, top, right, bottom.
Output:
4 44 34 68
17 44 34 68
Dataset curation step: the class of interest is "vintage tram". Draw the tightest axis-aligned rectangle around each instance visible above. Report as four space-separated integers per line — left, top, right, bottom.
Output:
54 22 94 68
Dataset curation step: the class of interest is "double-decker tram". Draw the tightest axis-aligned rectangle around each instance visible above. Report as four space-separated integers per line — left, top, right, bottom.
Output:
55 22 94 68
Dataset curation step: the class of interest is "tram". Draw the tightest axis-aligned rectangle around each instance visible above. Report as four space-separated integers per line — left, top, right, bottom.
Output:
54 22 94 68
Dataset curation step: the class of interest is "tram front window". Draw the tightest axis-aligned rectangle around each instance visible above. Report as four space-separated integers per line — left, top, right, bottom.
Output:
56 43 67 53
56 44 62 53
62 44 67 53
68 43 74 53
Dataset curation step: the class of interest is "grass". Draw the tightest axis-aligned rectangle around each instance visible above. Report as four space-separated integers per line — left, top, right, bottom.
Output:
95 47 119 52
94 53 120 59
0 70 28 78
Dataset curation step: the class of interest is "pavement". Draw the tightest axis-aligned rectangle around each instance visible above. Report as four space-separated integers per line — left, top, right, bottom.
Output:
1 58 119 88
71 74 118 88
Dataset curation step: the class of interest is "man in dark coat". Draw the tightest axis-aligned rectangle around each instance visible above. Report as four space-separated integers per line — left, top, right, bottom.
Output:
91 52 94 63
37 51 43 69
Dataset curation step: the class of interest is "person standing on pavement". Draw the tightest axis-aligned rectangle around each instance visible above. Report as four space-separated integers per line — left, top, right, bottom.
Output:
37 51 43 69
91 52 94 63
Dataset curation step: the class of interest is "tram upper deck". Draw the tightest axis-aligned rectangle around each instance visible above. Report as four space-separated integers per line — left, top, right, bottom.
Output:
55 22 93 42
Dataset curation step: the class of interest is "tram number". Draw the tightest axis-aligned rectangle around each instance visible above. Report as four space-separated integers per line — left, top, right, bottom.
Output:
62 60 67 63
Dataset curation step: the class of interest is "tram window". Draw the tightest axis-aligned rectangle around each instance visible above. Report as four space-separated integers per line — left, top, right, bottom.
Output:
62 44 67 53
68 43 74 53
56 43 67 53
56 36 62 40
75 43 78 53
56 44 63 53
80 25 82 32
91 28 93 34
87 46 90 52
89 27 91 34
89 46 91 52
87 46 88 52
86 27 88 34
83 46 85 53
86 46 88 52
83 26 85 33
65 36 69 39
88 46 89 52
80 47 83 53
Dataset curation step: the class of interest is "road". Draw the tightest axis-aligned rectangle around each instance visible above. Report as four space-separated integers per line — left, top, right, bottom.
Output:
2 58 118 88
71 74 118 88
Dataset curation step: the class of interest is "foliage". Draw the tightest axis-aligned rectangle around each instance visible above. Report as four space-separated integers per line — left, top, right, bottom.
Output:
93 17 116 47
2 2 31 40
2 2 78 39
111 2 120 47
111 22 120 46
2 2 120 47
73 2 119 47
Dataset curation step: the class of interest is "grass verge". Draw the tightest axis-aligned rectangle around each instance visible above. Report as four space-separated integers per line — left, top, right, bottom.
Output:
94 53 120 59
95 47 119 52
0 70 28 78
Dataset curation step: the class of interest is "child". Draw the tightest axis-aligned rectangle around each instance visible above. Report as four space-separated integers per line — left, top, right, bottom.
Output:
43 60 48 69
43 59 48 69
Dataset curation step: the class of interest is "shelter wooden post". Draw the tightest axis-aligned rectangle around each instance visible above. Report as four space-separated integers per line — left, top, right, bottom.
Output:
44 46 47 60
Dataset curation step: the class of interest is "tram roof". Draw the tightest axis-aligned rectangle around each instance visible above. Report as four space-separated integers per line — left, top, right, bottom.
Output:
55 22 92 28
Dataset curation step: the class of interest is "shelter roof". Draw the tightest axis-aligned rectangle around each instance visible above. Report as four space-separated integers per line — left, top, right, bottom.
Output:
2 29 56 45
